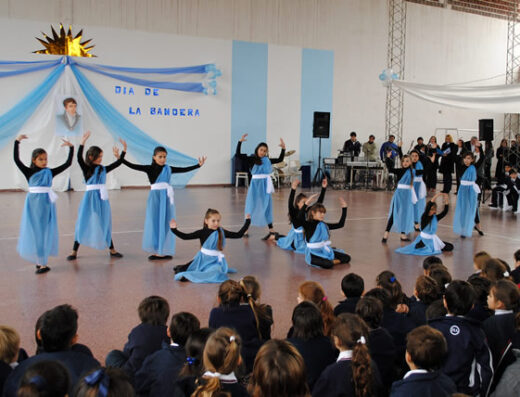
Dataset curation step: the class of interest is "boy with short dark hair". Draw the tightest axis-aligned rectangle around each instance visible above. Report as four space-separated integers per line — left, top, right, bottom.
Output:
106 296 170 380
135 312 200 396
334 273 364 316
428 281 493 396
409 276 439 326
422 256 443 276
390 326 456 396
3 305 99 397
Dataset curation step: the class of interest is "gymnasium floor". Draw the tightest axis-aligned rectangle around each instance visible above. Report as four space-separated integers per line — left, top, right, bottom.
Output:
0 186 518 361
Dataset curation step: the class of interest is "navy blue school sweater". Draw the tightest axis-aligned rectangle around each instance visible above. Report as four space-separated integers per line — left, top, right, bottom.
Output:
287 336 337 389
408 300 428 326
466 302 493 324
209 304 263 372
390 370 457 397
312 356 383 397
429 316 492 396
333 297 361 316
3 350 100 397
0 361 12 396
369 327 397 390
381 308 416 377
134 342 185 397
122 323 169 378
483 311 516 368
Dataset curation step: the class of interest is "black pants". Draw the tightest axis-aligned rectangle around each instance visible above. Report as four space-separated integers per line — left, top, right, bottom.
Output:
416 240 453 252
310 251 350 269
441 172 453 194
385 213 405 233
508 191 519 211
73 240 115 251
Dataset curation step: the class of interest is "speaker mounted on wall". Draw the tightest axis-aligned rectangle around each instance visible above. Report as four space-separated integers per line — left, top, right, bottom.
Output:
313 111 330 138
478 119 494 141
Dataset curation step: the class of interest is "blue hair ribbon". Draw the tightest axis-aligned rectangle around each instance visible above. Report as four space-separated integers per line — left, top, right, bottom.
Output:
28 375 47 390
186 356 196 366
84 368 110 397
390 276 396 283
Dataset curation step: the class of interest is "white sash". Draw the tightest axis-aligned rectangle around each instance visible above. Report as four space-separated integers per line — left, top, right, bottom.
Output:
306 240 332 252
460 180 481 194
151 182 174 205
420 231 446 251
86 184 108 200
252 174 275 194
28 186 58 203
293 227 303 234
200 247 225 263
397 184 418 204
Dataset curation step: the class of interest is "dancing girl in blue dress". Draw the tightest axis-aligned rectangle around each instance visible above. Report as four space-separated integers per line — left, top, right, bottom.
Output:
276 178 326 253
14 134 74 274
122 146 206 260
67 131 127 260
170 209 251 283
396 193 453 256
410 150 427 231
235 133 285 240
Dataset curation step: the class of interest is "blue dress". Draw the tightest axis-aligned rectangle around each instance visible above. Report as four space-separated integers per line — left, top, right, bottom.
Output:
277 226 306 253
396 216 445 256
174 229 236 283
388 168 416 234
413 162 427 224
453 165 480 237
304 222 344 266
244 157 274 227
17 169 58 265
143 166 176 255
74 167 112 250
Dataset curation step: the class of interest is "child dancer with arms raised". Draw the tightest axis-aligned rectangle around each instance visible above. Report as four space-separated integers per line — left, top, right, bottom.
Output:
299 195 350 269
382 153 416 243
396 193 453 255
14 134 74 274
123 146 206 260
410 150 427 231
67 131 127 260
235 133 285 240
453 152 484 238
276 178 327 253
170 209 251 283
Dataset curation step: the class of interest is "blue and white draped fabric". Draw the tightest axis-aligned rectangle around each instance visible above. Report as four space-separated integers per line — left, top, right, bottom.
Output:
453 165 479 237
277 226 306 253
74 166 112 250
143 166 176 255
304 222 345 266
17 168 58 265
175 228 236 283
387 168 415 234
396 216 445 256
245 157 274 227
413 162 427 224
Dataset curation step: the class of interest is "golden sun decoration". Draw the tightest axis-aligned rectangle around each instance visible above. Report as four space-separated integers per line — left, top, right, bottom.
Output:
34 24 95 57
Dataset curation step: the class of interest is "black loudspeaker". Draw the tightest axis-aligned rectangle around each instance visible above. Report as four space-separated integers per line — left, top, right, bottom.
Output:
479 119 494 141
313 112 330 138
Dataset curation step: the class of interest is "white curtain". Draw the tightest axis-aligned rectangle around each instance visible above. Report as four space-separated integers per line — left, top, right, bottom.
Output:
393 80 520 113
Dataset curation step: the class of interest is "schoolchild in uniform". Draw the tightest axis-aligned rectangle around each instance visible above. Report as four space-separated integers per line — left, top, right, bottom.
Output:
299 196 350 269
466 277 493 324
453 152 484 237
428 280 493 396
334 273 364 316
235 133 285 240
396 193 453 256
511 249 520 285
14 134 74 274
190 327 249 397
382 154 416 243
67 131 126 260
239 276 273 341
170 209 250 283
468 251 491 280
74 367 134 397
408 275 440 327
389 326 456 397
276 178 326 253
122 146 205 260
312 313 382 397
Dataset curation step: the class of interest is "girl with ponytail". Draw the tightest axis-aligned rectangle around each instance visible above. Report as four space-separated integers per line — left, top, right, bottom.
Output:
16 360 69 397
170 209 250 283
312 313 381 397
297 281 335 336
191 327 248 397
240 276 273 340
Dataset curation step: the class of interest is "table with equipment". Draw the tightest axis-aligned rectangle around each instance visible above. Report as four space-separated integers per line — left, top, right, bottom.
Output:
323 154 385 190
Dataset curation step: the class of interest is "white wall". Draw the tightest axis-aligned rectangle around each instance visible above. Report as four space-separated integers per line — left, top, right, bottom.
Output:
0 0 511 187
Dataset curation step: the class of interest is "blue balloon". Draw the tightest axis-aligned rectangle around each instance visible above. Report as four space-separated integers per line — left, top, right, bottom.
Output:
379 73 386 81
392 73 399 80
